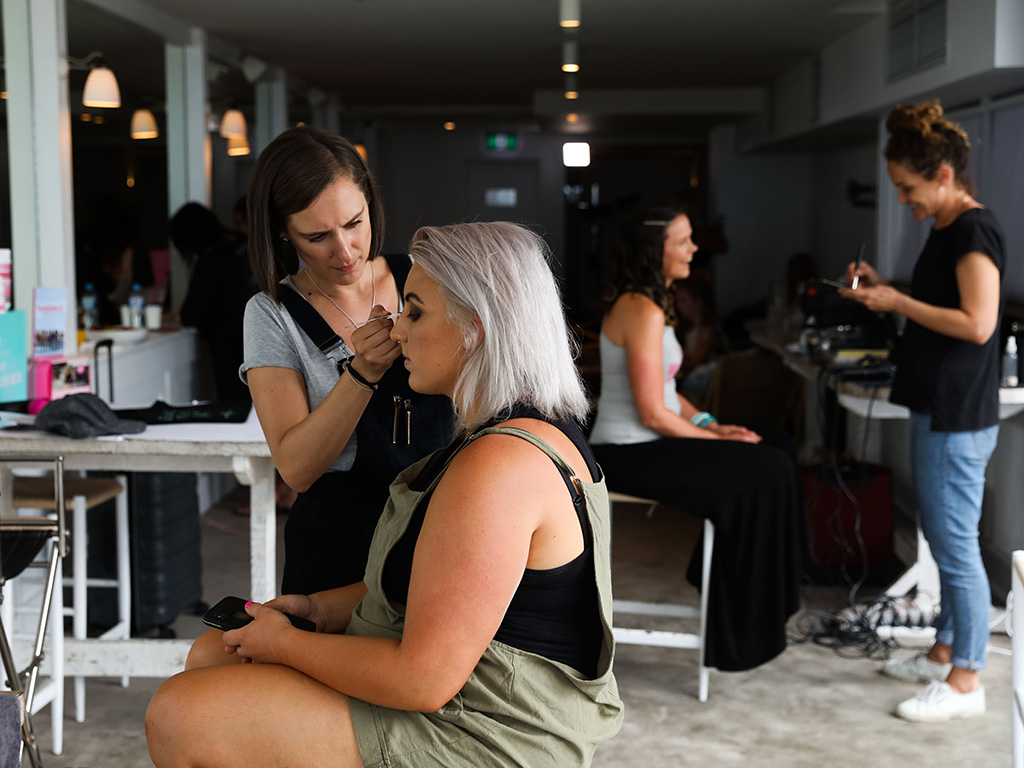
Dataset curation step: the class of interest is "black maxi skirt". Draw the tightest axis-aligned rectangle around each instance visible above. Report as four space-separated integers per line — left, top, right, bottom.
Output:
593 430 803 672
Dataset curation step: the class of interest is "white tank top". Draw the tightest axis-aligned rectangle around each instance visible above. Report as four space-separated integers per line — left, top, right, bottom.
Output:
589 324 682 445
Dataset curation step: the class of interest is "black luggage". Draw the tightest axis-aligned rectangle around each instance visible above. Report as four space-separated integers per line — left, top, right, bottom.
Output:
84 471 204 637
130 471 203 635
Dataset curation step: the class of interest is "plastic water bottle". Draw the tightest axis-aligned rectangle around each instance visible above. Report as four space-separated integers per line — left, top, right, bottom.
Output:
80 283 99 329
1002 335 1018 388
128 283 146 328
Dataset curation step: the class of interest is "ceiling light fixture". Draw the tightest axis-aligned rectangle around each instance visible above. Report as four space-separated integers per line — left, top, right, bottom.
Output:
130 108 158 140
227 135 250 156
566 112 580 124
564 74 579 100
219 107 247 139
560 0 581 28
81 56 120 108
562 40 579 73
563 142 590 167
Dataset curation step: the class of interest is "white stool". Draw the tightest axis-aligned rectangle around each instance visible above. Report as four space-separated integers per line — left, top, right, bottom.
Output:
12 474 130 724
608 491 715 702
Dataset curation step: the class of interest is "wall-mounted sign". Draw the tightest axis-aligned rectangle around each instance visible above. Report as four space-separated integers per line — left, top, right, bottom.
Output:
484 188 518 208
485 132 518 152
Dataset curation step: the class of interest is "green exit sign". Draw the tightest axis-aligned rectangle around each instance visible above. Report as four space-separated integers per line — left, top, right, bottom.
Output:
485 132 518 152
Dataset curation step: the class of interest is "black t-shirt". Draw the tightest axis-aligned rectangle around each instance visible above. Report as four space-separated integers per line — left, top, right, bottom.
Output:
890 207 1006 431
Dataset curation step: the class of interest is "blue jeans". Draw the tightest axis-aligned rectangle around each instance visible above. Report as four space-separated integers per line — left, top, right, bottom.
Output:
910 411 998 671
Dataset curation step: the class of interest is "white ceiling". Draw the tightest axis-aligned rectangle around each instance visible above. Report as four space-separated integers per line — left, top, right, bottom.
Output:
63 0 886 126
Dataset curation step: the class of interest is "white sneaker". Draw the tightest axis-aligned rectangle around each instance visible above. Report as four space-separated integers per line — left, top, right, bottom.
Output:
895 681 986 723
881 651 952 683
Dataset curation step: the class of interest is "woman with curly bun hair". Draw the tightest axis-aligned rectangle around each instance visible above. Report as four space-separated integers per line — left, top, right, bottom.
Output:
841 101 1008 723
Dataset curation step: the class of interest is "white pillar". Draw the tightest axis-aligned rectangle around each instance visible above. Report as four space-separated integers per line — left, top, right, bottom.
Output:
164 27 210 312
313 94 341 134
255 67 289 154
2 0 77 353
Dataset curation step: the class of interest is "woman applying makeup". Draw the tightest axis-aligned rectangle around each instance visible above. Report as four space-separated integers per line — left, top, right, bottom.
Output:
841 101 1007 722
242 126 452 595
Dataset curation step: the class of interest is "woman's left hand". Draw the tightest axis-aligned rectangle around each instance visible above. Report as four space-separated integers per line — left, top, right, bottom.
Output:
839 284 903 313
222 601 292 663
706 422 762 443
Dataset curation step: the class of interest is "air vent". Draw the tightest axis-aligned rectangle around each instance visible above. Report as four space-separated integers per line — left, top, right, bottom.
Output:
887 0 947 81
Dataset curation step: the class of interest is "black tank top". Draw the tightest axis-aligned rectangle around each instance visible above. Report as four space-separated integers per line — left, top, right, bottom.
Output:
381 406 603 678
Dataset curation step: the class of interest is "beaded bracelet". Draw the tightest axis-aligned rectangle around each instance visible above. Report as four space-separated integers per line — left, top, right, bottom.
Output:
690 411 718 429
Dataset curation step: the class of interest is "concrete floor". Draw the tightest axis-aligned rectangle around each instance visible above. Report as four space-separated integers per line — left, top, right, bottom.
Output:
24 488 1014 767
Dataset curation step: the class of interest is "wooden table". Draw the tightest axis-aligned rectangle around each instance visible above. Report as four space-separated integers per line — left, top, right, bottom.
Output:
0 409 274 677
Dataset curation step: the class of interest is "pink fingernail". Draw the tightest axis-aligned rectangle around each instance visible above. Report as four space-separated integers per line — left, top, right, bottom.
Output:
245 601 253 608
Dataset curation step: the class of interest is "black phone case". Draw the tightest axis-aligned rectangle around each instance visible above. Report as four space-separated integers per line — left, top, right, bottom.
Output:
202 596 315 632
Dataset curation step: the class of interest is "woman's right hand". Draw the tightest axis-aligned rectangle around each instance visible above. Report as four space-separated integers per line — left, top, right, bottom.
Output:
348 304 402 381
844 259 882 288
706 422 762 443
265 593 320 631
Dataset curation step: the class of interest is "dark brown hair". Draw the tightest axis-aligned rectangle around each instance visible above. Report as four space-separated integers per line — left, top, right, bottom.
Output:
884 100 974 194
247 126 385 301
603 206 690 326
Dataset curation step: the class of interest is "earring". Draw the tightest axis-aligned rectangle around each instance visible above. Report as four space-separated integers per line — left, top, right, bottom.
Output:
280 235 290 242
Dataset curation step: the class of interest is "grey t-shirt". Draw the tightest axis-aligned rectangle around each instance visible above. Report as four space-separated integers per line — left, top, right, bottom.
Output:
240 275 358 473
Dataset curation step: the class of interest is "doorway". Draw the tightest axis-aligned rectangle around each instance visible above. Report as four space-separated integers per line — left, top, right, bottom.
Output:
562 145 709 326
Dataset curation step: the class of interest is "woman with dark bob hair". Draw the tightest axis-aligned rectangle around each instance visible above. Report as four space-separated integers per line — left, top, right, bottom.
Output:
241 126 452 595
588 206 803 673
841 101 1008 722
147 222 623 767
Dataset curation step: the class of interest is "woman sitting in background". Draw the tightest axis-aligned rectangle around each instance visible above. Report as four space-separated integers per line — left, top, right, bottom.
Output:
589 206 803 672
146 222 623 768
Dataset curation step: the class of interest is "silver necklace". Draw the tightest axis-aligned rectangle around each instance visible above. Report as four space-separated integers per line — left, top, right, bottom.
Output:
304 260 375 328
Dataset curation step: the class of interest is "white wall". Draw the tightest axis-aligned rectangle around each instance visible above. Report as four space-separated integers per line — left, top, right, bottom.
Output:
746 0 1024 150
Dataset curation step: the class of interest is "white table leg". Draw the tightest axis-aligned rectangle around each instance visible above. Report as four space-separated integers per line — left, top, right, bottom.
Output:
232 456 277 602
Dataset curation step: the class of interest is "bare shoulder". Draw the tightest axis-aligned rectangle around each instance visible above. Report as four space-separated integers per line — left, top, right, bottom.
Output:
442 418 591 493
605 292 665 345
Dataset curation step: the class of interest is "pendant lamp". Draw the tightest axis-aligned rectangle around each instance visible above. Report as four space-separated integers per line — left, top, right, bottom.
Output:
560 0 581 28
220 108 248 139
82 61 121 108
564 74 579 100
562 41 579 73
227 134 250 156
130 108 158 139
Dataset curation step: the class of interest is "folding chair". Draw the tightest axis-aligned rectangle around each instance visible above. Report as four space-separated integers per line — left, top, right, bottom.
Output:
0 454 69 767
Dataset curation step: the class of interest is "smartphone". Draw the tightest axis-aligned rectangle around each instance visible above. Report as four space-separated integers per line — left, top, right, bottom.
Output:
814 277 850 291
202 595 316 632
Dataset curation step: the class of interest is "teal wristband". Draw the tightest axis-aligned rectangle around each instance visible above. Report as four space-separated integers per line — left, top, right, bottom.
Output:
690 411 716 428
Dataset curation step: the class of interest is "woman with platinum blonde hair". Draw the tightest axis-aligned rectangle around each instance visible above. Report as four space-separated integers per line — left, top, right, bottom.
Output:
409 221 590 431
146 221 623 768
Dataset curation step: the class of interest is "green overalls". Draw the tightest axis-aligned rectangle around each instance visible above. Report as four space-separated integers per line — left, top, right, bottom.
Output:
347 425 623 767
